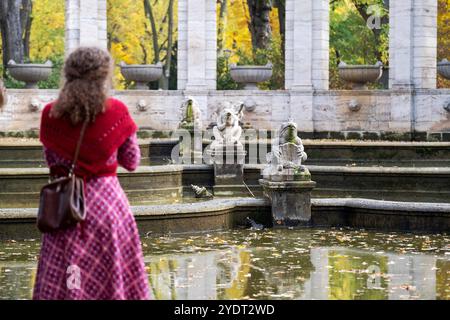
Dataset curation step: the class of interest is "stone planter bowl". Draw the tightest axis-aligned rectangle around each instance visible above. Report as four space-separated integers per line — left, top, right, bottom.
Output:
338 61 383 90
7 60 53 89
437 59 450 80
229 63 273 90
120 62 163 89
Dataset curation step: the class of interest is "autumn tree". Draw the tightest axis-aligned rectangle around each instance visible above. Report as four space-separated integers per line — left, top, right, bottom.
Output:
217 0 228 55
143 0 175 89
0 0 33 74
438 0 450 88
246 0 272 50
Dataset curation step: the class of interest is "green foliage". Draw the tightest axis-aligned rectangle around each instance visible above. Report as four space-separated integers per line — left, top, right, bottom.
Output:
1 70 26 89
217 55 241 90
234 36 285 90
0 56 63 89
37 55 64 89
329 0 389 89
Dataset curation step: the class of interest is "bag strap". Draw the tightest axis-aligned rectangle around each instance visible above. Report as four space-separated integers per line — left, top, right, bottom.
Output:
69 120 89 175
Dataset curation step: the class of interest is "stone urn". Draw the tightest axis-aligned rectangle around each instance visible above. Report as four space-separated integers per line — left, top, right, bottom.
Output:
338 61 383 90
437 59 450 80
120 62 163 89
229 63 272 90
7 60 53 89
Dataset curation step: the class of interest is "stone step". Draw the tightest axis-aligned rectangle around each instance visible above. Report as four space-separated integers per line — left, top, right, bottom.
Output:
151 139 450 167
0 165 182 208
1 164 450 208
0 139 150 167
1 197 449 239
242 165 450 204
0 161 450 207
2 138 450 167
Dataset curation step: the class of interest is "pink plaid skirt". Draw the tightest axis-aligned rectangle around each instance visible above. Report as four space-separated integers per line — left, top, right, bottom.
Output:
33 137 150 300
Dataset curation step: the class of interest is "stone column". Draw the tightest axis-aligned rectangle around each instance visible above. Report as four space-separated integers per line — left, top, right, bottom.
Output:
412 0 438 89
389 0 437 89
178 0 216 91
285 0 329 134
65 0 108 54
285 0 329 90
389 0 437 136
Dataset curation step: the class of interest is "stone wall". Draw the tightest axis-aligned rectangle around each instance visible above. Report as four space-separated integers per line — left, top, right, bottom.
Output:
2 89 449 140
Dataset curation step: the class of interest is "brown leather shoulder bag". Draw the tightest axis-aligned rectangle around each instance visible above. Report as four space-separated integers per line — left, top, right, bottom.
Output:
37 120 89 233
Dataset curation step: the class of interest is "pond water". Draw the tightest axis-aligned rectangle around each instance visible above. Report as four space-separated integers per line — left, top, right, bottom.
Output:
0 228 449 300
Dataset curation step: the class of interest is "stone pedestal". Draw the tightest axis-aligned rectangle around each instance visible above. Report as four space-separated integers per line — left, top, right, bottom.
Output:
178 128 203 164
208 145 247 197
259 179 316 227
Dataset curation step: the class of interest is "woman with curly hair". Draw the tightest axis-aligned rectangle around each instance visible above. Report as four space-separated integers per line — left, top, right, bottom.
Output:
34 47 150 300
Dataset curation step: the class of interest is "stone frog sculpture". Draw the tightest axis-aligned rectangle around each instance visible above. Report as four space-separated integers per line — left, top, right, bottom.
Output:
179 96 202 130
263 119 309 180
211 103 244 149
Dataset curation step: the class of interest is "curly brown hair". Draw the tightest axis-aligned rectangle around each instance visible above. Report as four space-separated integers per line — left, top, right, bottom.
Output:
51 47 112 124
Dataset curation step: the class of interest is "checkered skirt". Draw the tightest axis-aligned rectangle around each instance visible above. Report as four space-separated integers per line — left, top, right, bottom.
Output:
33 134 151 300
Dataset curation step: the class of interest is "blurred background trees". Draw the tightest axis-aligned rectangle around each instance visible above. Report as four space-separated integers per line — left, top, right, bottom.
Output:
0 0 448 89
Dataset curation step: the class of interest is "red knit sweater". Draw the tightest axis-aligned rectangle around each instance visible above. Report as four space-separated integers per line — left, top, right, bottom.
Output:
40 98 137 177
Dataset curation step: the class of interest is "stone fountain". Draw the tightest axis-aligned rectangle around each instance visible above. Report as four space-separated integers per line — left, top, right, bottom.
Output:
338 61 383 90
7 60 53 89
229 63 273 90
437 59 450 80
259 120 316 227
120 61 163 89
207 103 247 196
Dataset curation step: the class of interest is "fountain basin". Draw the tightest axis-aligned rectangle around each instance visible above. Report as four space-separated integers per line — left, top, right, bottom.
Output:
7 60 53 89
120 62 163 89
229 63 273 90
438 59 450 80
338 62 383 90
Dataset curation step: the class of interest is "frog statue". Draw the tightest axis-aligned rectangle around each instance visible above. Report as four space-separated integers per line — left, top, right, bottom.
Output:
210 103 244 149
263 119 309 181
179 96 202 131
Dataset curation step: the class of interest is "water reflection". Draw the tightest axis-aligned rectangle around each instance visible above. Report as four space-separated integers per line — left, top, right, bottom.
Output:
0 229 449 300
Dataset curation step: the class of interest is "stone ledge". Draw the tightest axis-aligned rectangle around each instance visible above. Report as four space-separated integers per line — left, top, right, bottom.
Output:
3 197 449 220
313 198 450 214
1 197 449 234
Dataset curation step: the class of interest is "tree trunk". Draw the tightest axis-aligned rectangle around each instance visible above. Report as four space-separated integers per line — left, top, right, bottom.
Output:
144 0 160 64
246 0 272 51
217 0 228 55
160 0 174 90
274 0 285 57
0 0 33 76
21 0 33 60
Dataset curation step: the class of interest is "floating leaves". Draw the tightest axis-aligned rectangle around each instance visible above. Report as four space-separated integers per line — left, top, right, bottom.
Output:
0 227 448 300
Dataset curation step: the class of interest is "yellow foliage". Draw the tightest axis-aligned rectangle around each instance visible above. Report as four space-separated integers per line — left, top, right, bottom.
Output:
438 0 450 88
30 0 65 61
218 0 280 63
107 0 178 89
